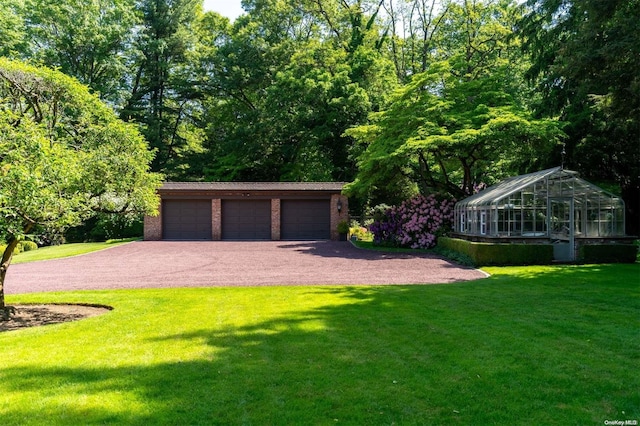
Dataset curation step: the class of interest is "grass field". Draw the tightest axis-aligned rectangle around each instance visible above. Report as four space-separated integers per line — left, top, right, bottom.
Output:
11 239 137 264
1 256 638 424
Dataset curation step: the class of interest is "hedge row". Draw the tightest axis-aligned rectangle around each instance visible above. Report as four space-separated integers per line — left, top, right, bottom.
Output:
438 237 638 266
578 244 638 264
438 237 554 266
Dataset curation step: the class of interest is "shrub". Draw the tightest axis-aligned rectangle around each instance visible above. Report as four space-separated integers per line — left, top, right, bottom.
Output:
19 241 38 252
432 246 475 267
370 194 455 249
577 244 637 264
0 243 21 256
350 226 373 241
368 204 392 222
438 237 554 266
337 220 350 234
66 213 143 242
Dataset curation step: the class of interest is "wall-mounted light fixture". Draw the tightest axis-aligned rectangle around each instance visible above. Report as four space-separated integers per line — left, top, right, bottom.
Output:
337 199 343 214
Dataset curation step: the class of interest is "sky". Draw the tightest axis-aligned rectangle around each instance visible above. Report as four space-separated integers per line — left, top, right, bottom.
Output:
202 0 245 21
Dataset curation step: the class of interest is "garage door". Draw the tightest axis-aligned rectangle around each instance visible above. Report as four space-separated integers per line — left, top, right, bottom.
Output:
281 199 331 240
163 200 212 240
222 200 271 240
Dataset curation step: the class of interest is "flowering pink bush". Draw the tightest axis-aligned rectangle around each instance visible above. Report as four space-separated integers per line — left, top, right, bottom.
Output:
370 194 455 249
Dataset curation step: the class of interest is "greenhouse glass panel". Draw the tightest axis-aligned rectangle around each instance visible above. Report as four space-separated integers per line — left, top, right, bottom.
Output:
454 167 626 239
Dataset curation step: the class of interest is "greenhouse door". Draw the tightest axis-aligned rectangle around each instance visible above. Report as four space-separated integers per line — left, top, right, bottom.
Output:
550 198 575 261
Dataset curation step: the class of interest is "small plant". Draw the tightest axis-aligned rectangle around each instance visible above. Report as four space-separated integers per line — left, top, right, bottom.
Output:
349 226 373 242
19 241 38 252
348 220 373 241
337 220 350 234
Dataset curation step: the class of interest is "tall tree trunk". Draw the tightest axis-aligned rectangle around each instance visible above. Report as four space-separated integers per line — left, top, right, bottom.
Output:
0 238 20 319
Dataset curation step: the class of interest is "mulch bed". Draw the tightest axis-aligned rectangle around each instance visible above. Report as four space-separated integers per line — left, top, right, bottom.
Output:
0 304 111 332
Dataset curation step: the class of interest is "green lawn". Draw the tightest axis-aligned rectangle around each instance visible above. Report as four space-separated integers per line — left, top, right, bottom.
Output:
1 262 638 424
12 239 138 264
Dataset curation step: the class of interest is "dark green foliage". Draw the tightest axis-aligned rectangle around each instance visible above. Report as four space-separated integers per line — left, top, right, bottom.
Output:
438 237 554 266
431 246 475 267
65 214 143 243
577 244 638 264
0 58 160 308
346 0 564 204
21 0 138 105
120 0 202 178
196 2 396 183
3 0 637 237
518 0 640 235
18 241 38 252
336 220 350 234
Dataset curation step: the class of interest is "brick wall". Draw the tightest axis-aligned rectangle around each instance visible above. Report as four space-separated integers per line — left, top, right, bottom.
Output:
144 209 162 240
271 199 281 240
212 199 222 240
330 194 349 241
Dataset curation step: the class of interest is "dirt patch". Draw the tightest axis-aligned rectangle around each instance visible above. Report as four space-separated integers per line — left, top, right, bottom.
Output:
0 304 112 332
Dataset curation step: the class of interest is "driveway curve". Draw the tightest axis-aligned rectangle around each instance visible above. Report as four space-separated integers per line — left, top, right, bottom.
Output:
6 241 486 294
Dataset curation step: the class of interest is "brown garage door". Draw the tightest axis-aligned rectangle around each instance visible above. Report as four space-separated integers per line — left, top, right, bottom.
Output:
222 200 271 240
281 199 331 240
163 199 212 240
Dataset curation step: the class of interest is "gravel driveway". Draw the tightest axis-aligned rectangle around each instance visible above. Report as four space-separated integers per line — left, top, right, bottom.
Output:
6 241 486 294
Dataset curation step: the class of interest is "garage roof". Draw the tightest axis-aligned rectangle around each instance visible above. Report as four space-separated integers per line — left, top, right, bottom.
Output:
160 182 345 191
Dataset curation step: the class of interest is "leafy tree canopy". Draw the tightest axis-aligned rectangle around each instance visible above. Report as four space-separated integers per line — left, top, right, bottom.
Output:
346 59 564 202
0 0 26 57
22 0 139 105
346 0 564 205
518 0 640 234
0 58 162 313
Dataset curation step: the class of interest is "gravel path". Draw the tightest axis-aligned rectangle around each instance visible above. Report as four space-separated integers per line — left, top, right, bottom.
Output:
5 241 486 294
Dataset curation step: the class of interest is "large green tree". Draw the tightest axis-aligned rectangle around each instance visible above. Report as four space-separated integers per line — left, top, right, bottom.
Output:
379 0 451 82
22 0 139 105
346 61 563 202
0 58 161 317
195 0 396 182
346 0 563 204
518 0 640 235
0 0 26 57
120 0 203 178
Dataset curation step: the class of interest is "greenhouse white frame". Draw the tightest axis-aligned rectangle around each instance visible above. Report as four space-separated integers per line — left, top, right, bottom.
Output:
454 167 626 261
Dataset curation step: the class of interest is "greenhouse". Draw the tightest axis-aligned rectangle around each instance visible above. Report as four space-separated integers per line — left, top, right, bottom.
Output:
453 167 627 261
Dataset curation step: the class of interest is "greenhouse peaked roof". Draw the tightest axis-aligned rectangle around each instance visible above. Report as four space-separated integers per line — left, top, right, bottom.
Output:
458 167 577 207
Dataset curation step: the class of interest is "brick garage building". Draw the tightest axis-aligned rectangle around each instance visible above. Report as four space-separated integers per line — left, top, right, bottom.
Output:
144 182 348 241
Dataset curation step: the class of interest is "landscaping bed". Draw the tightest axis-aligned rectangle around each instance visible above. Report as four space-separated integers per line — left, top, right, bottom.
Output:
0 304 110 332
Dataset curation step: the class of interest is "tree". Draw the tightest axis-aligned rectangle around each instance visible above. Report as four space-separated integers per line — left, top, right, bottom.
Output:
0 0 26 57
120 0 203 178
194 0 396 182
346 61 563 200
346 0 564 204
380 0 450 82
518 0 640 235
22 0 139 105
0 58 162 318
